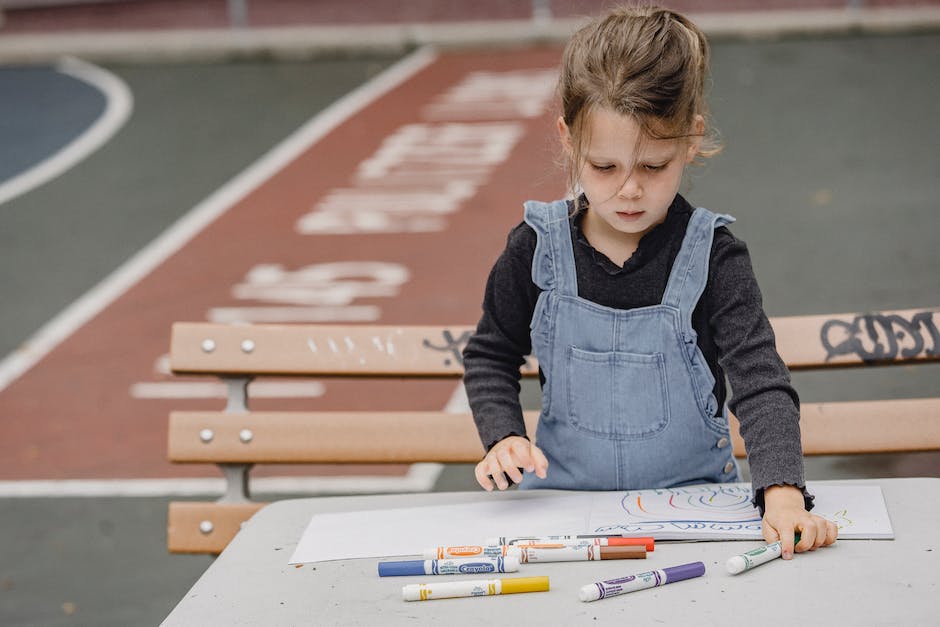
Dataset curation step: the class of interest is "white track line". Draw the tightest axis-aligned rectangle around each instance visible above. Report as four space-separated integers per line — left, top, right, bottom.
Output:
0 56 133 207
0 46 437 394
0 464 444 498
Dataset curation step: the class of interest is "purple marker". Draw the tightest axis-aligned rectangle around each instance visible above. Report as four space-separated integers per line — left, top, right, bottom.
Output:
578 561 706 602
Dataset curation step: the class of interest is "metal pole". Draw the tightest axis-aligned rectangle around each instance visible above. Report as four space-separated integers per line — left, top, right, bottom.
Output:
228 0 248 29
532 0 551 23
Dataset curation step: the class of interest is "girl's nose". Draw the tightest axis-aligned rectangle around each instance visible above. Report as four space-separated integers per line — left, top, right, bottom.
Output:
617 176 642 200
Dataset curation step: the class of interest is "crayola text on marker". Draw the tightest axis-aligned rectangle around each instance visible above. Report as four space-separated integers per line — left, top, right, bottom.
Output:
378 557 520 577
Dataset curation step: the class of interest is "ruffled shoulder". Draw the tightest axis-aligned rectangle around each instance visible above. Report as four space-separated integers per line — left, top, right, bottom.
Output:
523 199 569 291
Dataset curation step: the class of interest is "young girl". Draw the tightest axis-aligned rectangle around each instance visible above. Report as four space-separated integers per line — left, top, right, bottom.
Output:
462 5 837 558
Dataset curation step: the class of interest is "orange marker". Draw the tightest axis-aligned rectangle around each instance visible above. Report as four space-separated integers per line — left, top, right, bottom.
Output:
486 535 654 552
422 545 521 560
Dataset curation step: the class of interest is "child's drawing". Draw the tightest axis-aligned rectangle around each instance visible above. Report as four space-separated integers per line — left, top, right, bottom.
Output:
594 484 762 535
584 483 893 540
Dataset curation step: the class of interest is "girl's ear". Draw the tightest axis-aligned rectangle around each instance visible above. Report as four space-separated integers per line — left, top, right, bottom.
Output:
556 116 573 153
686 114 705 162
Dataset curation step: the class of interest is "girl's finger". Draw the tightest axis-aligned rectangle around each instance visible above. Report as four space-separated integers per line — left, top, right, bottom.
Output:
531 445 549 478
761 521 780 545
812 518 830 548
483 454 508 490
474 460 494 492
779 529 796 559
496 448 523 485
794 524 816 553
508 439 535 473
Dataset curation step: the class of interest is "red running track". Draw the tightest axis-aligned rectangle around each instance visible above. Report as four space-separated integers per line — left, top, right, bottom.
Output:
0 46 568 481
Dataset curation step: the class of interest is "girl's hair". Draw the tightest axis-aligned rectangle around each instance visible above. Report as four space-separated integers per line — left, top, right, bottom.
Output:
558 4 721 196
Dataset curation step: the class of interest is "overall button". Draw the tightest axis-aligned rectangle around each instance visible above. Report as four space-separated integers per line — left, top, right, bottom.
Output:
723 461 735 474
716 437 729 449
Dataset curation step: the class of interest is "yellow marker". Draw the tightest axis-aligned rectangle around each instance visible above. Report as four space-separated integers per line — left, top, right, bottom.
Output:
402 576 550 601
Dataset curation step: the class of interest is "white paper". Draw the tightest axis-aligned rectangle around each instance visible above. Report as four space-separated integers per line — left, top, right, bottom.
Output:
290 494 591 563
289 482 893 564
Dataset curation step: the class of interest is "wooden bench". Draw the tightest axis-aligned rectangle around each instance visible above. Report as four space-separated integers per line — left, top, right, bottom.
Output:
166 307 940 553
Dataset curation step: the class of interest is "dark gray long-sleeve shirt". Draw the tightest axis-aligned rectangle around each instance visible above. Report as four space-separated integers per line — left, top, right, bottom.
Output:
462 194 809 506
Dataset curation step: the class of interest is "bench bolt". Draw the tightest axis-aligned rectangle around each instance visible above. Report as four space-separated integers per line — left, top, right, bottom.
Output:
199 429 214 443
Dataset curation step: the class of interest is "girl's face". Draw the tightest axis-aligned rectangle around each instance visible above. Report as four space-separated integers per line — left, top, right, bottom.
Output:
559 107 701 244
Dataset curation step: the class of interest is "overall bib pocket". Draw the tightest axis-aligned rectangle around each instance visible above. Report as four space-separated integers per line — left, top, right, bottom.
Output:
566 346 669 439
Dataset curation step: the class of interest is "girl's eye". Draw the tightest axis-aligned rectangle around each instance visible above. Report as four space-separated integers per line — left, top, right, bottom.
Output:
590 163 615 172
643 163 667 172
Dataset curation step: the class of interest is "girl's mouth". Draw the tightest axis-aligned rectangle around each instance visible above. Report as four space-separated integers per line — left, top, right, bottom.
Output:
616 211 644 221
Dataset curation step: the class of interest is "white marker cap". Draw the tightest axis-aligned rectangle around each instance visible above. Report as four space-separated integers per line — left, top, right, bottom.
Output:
578 584 602 602
402 584 420 602
726 555 747 575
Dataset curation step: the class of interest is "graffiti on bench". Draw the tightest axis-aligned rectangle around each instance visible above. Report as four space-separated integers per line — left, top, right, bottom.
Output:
422 328 537 373
821 310 940 362
422 329 472 367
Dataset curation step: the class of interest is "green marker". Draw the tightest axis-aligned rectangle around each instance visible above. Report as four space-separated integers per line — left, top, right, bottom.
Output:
726 533 801 575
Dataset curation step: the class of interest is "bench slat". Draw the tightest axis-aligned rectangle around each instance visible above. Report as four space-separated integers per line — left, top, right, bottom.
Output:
170 399 940 464
169 411 541 464
729 397 940 456
170 323 524 377
170 308 939 376
167 501 266 554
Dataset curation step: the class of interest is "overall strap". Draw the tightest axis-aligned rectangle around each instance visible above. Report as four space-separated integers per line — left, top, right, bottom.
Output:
662 207 735 329
523 199 578 297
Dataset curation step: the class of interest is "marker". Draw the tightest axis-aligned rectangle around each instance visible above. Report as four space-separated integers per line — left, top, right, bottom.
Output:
579 562 706 602
518 544 646 563
423 545 521 560
378 557 520 577
487 535 654 551
403 576 550 601
726 533 801 575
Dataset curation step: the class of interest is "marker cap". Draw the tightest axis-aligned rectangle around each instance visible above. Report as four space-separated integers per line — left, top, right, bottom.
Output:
401 584 423 602
378 559 426 577
600 545 647 559
578 584 602 602
663 561 705 583
501 556 522 572
725 555 748 575
500 576 550 594
609 537 655 551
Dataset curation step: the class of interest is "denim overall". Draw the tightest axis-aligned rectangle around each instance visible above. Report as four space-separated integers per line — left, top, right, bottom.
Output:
519 199 740 490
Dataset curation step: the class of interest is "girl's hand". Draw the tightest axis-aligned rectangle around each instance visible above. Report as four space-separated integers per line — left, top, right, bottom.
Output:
761 484 838 559
474 436 548 491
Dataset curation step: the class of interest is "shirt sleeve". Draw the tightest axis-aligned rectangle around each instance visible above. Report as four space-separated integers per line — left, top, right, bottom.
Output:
462 222 540 452
705 229 810 502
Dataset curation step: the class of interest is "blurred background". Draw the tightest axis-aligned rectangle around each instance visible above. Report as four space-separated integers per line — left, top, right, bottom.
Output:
1 1 938 625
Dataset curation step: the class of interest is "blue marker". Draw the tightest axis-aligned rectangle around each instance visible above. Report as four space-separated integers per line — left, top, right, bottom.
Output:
378 556 521 577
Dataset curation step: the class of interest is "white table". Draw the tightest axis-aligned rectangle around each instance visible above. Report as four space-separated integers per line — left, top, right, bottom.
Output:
162 478 939 626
